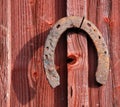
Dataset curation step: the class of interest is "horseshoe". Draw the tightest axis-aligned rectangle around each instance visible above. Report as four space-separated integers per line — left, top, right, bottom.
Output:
43 16 109 88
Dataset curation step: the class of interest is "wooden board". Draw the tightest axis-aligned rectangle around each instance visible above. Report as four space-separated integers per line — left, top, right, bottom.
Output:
87 0 113 107
0 0 120 107
111 0 120 106
67 0 89 107
67 0 113 107
10 0 67 106
0 0 11 106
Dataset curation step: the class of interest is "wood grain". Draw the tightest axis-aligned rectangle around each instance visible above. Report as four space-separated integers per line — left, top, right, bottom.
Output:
111 0 120 106
0 0 11 106
88 0 113 107
10 0 67 106
0 0 120 107
67 0 89 107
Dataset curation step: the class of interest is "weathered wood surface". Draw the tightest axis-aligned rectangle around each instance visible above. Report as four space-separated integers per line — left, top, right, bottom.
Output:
0 0 11 107
67 0 113 107
111 0 120 106
88 0 115 107
67 0 89 107
0 0 120 107
10 0 67 107
87 0 113 107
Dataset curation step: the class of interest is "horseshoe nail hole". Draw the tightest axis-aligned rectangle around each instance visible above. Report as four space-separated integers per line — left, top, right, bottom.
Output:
49 53 51 56
50 42 53 47
49 39 52 41
45 54 48 59
104 51 107 54
67 55 77 65
46 47 49 50
87 23 91 27
53 74 57 78
102 43 105 46
48 69 51 72
56 24 60 28
98 36 101 39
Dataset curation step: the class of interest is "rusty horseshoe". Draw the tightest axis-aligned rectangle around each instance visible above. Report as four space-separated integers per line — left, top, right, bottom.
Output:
43 16 110 88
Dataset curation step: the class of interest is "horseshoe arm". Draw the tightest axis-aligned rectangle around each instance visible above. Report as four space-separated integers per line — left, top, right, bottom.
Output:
43 16 110 88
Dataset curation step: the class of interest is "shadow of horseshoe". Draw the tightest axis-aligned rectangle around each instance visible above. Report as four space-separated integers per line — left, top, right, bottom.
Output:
12 29 49 104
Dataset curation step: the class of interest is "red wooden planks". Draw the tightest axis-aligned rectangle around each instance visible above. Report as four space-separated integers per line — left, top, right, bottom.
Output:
111 0 120 106
88 0 113 107
0 0 120 107
0 0 11 106
67 0 113 107
10 0 67 106
67 0 89 107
